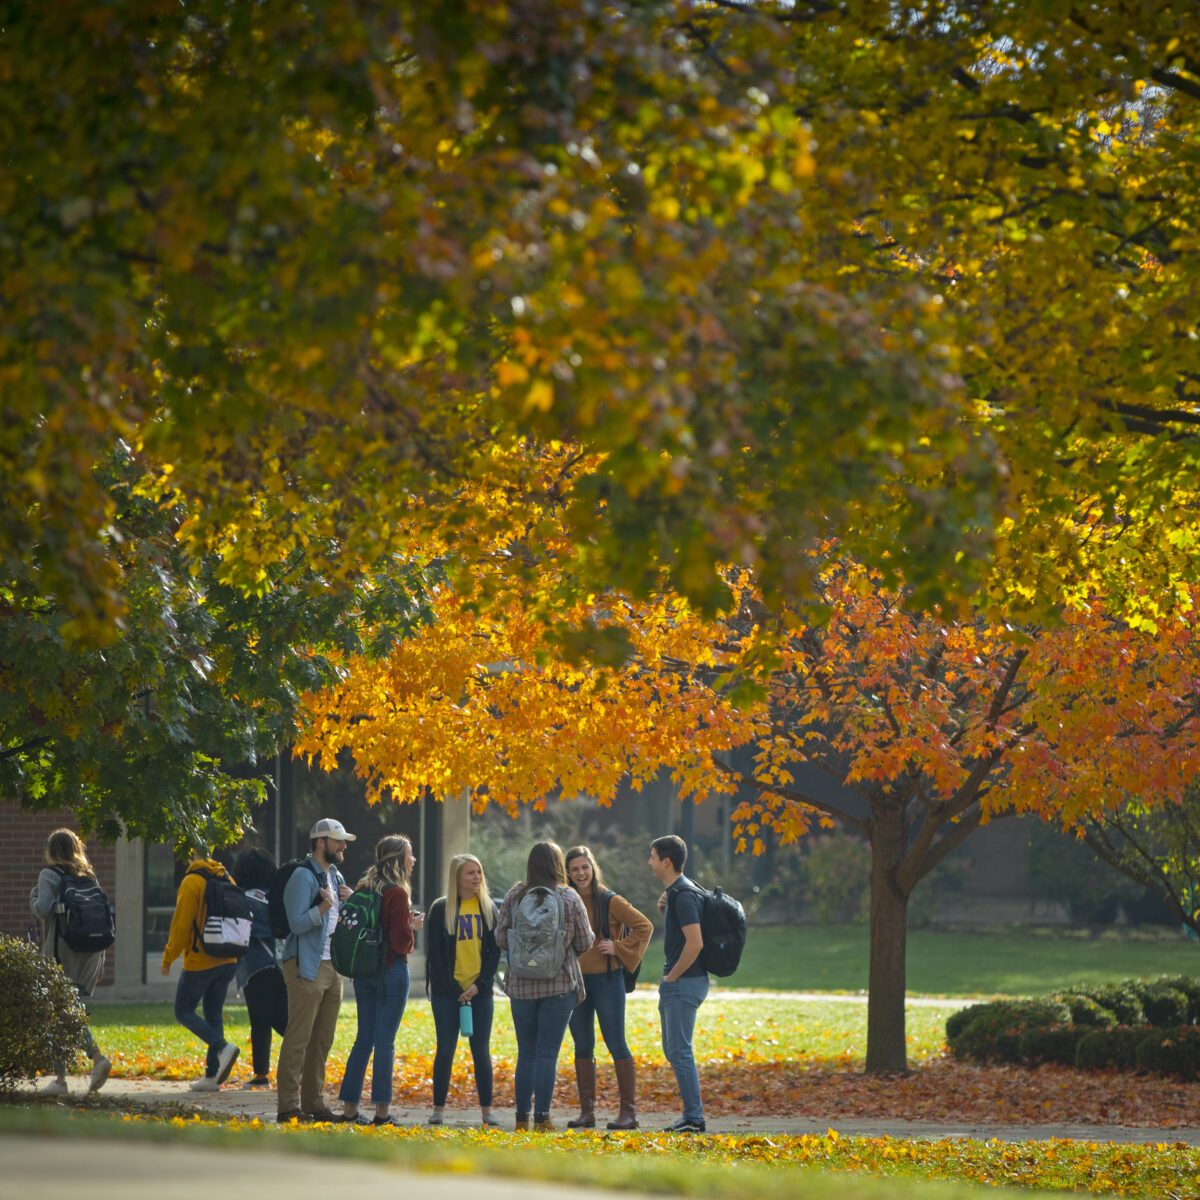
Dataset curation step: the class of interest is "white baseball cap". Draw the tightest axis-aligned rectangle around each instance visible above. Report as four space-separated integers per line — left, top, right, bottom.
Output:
309 817 356 842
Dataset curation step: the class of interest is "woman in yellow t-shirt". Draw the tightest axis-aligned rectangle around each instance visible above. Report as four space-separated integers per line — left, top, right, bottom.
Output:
425 853 501 1126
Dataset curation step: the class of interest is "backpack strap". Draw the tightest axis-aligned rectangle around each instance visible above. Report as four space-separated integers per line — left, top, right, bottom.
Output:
184 865 217 954
49 865 68 963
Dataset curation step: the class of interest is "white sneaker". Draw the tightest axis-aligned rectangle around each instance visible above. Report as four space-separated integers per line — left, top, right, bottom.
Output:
41 1078 69 1096
189 1075 220 1092
87 1055 112 1094
214 1041 240 1086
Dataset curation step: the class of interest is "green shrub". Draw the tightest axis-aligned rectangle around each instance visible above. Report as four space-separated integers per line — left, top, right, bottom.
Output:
1018 1024 1085 1066
1134 1027 1200 1080
948 1000 1071 1064
1152 976 1200 1024
0 936 88 1093
1075 1027 1149 1071
946 1001 1003 1044
1133 982 1189 1028
800 833 870 924
1086 983 1145 1026
1050 989 1117 1028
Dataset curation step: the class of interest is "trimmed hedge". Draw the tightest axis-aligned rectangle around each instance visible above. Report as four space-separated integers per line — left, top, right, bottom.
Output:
948 974 1200 1076
948 1000 1071 1064
1050 989 1117 1028
1134 1027 1200 1080
1134 982 1189 1028
1085 983 1145 1027
1018 1024 1086 1066
1075 1027 1151 1072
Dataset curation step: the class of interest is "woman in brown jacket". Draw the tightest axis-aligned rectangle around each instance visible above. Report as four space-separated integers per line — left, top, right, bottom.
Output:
564 844 653 1129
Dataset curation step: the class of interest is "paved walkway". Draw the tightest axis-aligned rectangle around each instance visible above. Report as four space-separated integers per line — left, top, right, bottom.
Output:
6 1136 665 1200
28 1075 1200 1145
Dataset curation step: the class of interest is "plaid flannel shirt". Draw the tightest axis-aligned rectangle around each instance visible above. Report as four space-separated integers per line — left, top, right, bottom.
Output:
495 882 593 1001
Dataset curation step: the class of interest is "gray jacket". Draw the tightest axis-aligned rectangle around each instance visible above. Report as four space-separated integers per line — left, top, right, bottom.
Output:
30 868 105 996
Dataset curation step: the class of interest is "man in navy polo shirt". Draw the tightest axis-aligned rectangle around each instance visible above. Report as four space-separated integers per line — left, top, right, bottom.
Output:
649 834 707 1133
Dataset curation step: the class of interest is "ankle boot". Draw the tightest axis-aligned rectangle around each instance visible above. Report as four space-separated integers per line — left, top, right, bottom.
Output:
606 1058 639 1130
566 1058 596 1128
514 1113 531 1130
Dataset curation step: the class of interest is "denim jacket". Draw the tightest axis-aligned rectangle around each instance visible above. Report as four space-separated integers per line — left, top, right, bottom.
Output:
281 856 345 982
235 888 279 989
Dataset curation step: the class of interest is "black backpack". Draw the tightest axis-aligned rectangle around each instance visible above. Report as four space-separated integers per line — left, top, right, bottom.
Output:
670 881 747 978
267 858 326 939
596 888 644 994
697 884 747 977
186 865 253 958
52 867 115 956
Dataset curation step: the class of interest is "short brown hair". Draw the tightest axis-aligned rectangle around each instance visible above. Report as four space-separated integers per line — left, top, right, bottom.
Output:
651 834 687 873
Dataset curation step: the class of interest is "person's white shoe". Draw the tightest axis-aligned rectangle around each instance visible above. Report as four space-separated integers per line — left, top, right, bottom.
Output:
213 1041 240 1086
87 1055 112 1094
189 1075 220 1092
41 1078 69 1096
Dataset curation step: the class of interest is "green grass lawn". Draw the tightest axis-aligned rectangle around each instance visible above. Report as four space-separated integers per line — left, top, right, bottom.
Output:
673 924 1198 995
88 993 960 1076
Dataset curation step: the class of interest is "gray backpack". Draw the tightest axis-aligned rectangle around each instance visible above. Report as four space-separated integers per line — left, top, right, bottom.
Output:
507 886 568 980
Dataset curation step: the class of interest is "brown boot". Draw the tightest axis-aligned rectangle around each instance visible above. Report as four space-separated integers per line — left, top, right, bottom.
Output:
606 1058 639 1130
566 1058 596 1129
514 1113 531 1130
533 1113 557 1131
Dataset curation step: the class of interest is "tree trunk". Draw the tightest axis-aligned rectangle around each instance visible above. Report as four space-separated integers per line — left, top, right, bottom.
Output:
865 802 910 1074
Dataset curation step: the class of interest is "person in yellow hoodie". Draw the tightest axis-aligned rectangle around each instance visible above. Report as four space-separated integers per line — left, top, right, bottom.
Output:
161 854 241 1091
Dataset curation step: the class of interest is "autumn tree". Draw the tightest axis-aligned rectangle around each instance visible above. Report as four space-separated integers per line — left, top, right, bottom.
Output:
0 448 431 846
299 553 1200 1074
5 0 1200 643
1082 784 1200 936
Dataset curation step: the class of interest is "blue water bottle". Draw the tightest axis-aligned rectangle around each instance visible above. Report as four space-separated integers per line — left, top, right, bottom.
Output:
459 1002 474 1037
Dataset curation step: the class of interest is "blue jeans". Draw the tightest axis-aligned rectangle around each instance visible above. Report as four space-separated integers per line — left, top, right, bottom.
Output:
431 990 494 1106
338 958 410 1106
569 970 631 1062
659 974 709 1122
509 991 576 1116
175 962 237 1077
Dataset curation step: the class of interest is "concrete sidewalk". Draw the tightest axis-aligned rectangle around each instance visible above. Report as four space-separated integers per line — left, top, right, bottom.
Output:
4 1136 665 1200
28 1074 1200 1145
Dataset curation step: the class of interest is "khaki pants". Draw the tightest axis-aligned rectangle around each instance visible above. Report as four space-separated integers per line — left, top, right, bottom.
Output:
277 958 343 1114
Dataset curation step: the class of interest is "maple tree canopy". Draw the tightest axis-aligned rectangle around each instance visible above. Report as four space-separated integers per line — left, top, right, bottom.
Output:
3 1 1200 641
298 548 1200 1070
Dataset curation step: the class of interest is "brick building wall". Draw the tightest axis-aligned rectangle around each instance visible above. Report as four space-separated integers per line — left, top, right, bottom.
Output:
1 803 116 986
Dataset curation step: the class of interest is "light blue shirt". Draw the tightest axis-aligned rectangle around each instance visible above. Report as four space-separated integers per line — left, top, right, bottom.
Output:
281 856 344 981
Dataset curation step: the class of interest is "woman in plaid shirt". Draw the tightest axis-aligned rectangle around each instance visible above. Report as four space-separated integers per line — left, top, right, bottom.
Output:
495 841 594 1130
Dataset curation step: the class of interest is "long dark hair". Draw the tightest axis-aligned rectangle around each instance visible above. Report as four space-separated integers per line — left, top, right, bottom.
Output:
521 840 567 900
234 847 277 892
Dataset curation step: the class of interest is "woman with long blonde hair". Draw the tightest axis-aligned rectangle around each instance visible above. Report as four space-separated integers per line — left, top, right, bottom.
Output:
29 829 113 1095
336 834 425 1125
424 853 500 1126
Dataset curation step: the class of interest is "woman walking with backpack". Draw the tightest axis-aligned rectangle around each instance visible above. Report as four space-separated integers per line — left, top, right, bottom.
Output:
233 847 288 1087
29 829 113 1095
495 841 594 1130
336 834 424 1125
564 845 652 1129
426 853 501 1127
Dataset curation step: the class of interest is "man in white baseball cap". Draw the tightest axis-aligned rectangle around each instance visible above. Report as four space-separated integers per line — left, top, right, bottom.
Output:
276 817 357 1122
309 818 356 843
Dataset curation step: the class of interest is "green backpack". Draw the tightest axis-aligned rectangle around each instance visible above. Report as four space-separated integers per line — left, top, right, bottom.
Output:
330 885 393 978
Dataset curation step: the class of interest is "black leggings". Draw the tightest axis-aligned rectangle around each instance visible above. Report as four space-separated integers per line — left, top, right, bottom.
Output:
242 966 288 1078
431 990 494 1107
